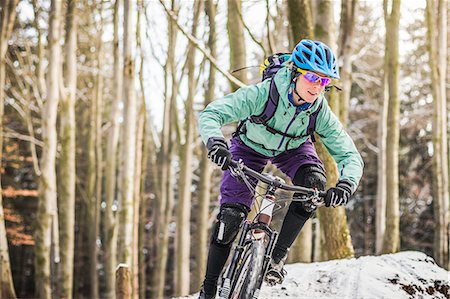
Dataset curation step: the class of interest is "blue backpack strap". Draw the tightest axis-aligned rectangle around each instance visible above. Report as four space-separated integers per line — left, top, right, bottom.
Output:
307 100 323 142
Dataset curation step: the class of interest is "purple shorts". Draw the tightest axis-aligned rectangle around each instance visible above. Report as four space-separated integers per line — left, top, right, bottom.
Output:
220 137 324 208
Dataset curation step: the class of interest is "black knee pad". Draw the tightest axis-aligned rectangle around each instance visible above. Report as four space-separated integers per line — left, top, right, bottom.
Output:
211 203 249 246
290 164 327 217
293 164 327 190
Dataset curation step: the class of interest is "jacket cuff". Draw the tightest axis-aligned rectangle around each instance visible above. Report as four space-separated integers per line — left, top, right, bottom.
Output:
337 179 356 194
206 137 228 151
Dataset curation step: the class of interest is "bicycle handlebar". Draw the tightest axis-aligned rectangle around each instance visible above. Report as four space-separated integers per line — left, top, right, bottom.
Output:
228 159 327 199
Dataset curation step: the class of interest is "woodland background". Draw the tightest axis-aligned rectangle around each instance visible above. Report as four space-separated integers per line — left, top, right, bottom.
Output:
0 0 448 299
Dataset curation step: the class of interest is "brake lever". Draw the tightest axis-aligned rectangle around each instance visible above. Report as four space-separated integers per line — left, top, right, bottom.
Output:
229 159 245 181
302 188 325 212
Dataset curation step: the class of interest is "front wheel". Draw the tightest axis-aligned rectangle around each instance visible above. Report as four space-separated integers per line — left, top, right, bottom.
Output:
230 239 266 299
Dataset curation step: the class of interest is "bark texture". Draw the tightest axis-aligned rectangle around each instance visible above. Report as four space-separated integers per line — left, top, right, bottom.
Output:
426 0 449 269
35 1 62 298
104 0 122 297
58 0 77 297
381 0 401 254
0 1 19 298
314 0 355 260
227 0 247 90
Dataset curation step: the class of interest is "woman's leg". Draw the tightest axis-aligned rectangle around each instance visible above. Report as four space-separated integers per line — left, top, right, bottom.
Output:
271 164 326 263
200 138 268 297
271 139 326 263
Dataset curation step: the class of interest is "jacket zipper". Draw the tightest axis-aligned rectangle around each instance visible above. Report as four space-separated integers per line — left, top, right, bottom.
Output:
277 109 300 150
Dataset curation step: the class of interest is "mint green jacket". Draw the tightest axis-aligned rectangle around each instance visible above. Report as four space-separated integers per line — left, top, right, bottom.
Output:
198 67 364 190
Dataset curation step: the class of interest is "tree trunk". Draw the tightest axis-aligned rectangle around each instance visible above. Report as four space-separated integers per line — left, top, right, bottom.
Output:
227 0 247 91
138 108 149 299
132 98 144 299
376 2 389 254
175 1 202 296
193 0 216 290
104 0 122 297
338 0 357 126
118 0 137 268
116 264 131 299
86 6 104 296
283 0 316 262
287 0 314 44
287 220 312 263
0 1 19 297
58 0 77 298
314 0 355 260
152 2 178 298
381 0 401 254
35 0 62 298
426 0 449 270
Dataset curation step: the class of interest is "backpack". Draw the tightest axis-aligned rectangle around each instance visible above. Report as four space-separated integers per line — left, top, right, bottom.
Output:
234 53 323 143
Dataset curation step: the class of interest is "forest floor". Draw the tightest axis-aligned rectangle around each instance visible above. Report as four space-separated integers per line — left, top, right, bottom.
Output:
178 251 449 299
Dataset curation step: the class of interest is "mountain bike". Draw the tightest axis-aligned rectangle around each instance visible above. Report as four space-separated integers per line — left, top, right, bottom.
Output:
217 159 326 299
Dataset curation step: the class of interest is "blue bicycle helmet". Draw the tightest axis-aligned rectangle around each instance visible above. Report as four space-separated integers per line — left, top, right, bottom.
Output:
291 39 340 79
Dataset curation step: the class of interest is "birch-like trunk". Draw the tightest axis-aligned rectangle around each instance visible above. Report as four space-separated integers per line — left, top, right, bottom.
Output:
35 1 62 298
0 1 19 298
426 0 449 270
193 0 216 289
118 0 137 269
338 0 357 127
152 2 178 298
104 0 122 297
314 0 355 259
86 6 104 297
175 1 201 295
58 0 77 298
227 0 247 90
381 0 401 254
376 5 389 254
132 98 144 299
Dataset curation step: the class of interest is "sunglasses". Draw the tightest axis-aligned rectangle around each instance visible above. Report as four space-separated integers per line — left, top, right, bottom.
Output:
297 68 331 86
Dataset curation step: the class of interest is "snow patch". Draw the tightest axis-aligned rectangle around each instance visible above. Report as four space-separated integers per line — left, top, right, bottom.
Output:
178 251 449 299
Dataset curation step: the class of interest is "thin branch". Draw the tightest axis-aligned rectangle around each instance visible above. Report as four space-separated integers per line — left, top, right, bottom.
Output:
158 0 246 88
237 2 267 57
265 0 274 53
3 128 44 148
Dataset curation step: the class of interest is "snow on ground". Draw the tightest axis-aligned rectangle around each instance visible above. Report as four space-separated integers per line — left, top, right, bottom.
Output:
178 251 449 299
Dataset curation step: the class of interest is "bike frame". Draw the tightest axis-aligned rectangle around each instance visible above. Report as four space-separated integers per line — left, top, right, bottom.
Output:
219 159 327 299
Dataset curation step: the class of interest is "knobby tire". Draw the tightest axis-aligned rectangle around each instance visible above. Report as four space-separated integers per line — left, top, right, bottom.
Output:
230 239 265 299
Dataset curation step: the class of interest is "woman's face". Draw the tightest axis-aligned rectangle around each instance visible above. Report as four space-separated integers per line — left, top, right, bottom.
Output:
293 72 327 104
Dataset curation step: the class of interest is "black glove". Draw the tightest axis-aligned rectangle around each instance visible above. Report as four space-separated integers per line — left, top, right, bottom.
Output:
325 180 353 207
206 137 232 170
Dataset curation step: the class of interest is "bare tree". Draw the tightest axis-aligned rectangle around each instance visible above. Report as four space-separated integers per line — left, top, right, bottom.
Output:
426 0 449 270
227 0 247 90
152 1 178 298
193 0 217 289
0 1 19 298
104 0 122 297
381 0 401 254
338 0 358 126
35 0 62 298
58 0 77 298
117 0 137 269
312 0 355 260
287 0 314 45
175 1 202 296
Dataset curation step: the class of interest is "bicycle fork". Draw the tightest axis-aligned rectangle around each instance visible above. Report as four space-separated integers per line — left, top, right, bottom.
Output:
219 221 278 299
